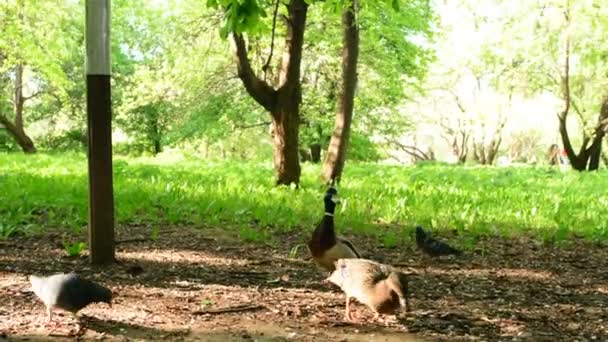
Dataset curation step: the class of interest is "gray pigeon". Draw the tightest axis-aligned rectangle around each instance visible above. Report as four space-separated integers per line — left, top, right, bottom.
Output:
415 226 461 257
29 272 112 323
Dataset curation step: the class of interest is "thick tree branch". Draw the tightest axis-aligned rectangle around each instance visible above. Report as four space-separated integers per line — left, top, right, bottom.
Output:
233 121 271 130
262 0 281 80
278 0 308 90
22 90 43 101
558 7 577 166
388 139 432 161
232 33 277 113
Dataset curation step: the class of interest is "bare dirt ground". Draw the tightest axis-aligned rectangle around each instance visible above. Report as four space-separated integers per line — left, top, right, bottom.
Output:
1 224 607 341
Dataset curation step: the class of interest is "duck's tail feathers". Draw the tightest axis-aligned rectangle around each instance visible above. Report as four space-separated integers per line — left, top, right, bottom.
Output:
337 238 361 258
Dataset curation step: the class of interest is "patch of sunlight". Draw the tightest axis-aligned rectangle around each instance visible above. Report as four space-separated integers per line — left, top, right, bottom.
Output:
117 250 250 267
596 285 608 295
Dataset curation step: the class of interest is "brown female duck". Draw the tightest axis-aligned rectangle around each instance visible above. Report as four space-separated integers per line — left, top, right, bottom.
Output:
326 258 410 321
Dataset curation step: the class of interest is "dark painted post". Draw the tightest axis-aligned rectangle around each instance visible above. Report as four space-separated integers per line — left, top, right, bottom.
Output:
86 0 115 264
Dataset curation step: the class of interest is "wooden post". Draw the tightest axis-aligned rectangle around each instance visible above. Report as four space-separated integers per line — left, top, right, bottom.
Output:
86 0 115 264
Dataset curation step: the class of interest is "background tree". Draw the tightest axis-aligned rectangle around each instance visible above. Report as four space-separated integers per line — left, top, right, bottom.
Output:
0 0 80 153
207 0 309 185
493 0 608 170
322 0 359 182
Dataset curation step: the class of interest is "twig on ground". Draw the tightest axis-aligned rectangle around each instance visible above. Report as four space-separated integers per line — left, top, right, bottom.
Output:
115 238 150 245
192 304 265 315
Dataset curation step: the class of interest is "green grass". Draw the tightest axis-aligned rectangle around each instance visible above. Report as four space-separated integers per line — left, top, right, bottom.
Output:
1 152 607 244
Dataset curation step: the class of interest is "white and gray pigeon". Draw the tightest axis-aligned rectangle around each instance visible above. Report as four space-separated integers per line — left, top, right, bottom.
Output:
29 272 112 323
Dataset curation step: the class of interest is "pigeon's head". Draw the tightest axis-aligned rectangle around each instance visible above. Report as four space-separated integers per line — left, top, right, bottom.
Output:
92 285 113 307
323 186 340 213
415 226 426 242
324 259 348 287
29 275 44 295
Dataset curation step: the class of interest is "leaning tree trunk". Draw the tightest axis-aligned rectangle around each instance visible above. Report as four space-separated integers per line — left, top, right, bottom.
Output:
556 9 586 171
322 0 359 183
557 32 606 171
588 98 608 170
555 4 603 172
231 0 307 185
0 64 36 153
0 115 36 153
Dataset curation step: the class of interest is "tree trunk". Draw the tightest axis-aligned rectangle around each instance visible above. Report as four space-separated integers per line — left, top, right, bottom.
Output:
588 98 608 170
0 115 36 153
153 139 162 155
555 4 597 172
322 0 359 183
473 136 502 165
0 64 36 153
149 110 162 155
310 143 321 163
231 0 308 186
271 98 301 185
450 131 468 164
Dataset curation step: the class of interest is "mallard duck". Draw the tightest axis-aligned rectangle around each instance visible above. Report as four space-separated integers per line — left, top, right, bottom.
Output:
415 225 461 257
326 258 410 321
308 185 360 272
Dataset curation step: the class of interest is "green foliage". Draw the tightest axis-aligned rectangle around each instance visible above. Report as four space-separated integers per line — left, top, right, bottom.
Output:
63 241 87 258
1 153 607 244
381 230 398 249
0 130 19 152
300 0 435 149
207 0 267 38
347 133 382 161
239 225 270 243
0 223 19 240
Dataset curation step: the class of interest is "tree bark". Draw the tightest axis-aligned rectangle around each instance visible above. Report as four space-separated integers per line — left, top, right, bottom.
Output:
556 6 585 171
472 121 505 165
322 0 359 183
588 98 608 170
149 108 162 155
555 4 597 171
556 12 606 172
271 94 301 185
0 113 36 153
231 0 308 185
0 64 37 153
310 143 321 163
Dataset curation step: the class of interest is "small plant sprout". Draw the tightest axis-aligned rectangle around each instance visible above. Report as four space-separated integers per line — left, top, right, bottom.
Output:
63 241 87 257
151 225 160 241
201 299 214 307
382 231 398 249
288 244 303 258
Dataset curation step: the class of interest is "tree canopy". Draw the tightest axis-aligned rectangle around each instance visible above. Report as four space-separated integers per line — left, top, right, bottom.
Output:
0 0 606 170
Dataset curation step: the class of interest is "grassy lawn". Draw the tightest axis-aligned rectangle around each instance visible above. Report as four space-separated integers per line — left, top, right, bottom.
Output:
1 152 607 245
2 152 608 340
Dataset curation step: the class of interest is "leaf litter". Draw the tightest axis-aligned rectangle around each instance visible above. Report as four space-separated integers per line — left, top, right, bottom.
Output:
0 224 607 341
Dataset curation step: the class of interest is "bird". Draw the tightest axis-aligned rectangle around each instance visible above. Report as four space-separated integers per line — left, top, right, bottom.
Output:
307 183 360 272
325 258 410 321
29 272 112 325
415 225 461 257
